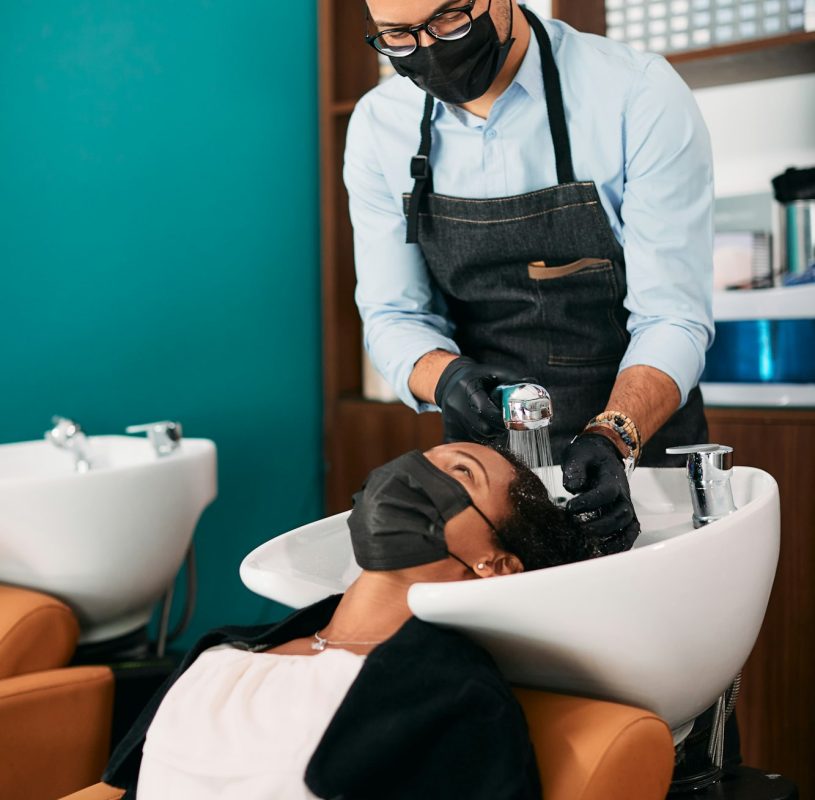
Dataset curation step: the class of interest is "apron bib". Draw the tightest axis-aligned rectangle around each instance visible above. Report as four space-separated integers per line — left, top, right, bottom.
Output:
403 8 706 466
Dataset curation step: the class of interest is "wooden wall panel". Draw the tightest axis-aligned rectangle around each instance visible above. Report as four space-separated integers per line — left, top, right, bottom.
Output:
320 0 379 512
332 115 363 398
327 400 444 513
331 3 379 102
551 0 607 35
706 408 815 797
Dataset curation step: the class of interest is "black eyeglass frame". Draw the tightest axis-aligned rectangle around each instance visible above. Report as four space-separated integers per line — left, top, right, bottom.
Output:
365 0 479 57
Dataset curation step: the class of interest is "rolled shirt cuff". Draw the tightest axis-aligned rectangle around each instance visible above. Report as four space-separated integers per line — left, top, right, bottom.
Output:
617 324 706 408
368 332 461 413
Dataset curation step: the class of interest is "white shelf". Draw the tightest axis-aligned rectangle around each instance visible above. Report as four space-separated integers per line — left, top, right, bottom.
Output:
701 381 815 407
713 283 815 321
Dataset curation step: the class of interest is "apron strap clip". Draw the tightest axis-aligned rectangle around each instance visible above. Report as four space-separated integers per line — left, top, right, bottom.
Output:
406 156 432 244
410 155 430 180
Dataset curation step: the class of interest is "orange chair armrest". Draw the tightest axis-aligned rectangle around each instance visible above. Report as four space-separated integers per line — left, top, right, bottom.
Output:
60 783 125 800
0 585 79 678
0 665 115 800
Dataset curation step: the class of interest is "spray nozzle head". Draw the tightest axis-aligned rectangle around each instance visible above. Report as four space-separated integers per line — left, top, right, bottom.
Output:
497 383 553 431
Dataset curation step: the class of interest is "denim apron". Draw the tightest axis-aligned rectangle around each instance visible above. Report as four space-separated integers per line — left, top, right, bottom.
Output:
403 9 707 466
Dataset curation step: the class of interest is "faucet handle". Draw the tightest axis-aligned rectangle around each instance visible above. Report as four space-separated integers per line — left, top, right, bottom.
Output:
46 416 84 442
51 415 82 428
126 420 183 456
45 416 92 472
666 443 733 470
666 444 734 484
665 444 732 454
45 415 85 448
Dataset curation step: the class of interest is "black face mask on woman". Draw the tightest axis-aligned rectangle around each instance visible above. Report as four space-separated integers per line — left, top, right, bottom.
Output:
348 450 497 571
390 0 515 104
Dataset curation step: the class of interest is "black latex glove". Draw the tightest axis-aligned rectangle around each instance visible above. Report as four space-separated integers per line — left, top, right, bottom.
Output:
562 433 641 555
434 356 519 444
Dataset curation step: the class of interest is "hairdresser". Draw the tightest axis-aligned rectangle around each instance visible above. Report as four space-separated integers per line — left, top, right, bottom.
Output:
348 0 714 554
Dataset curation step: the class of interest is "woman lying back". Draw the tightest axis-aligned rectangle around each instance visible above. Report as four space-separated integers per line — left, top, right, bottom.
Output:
103 443 604 800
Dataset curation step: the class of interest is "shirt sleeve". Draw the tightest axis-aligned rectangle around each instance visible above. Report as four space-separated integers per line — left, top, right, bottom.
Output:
343 97 460 412
617 56 715 407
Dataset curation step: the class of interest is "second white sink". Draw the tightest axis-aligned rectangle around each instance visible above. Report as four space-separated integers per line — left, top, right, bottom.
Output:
0 435 217 643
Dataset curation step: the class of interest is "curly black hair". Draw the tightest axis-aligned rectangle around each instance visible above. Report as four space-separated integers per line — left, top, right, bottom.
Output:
492 448 594 570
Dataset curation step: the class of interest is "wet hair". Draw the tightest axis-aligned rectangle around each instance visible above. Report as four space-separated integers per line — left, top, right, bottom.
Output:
492 448 593 570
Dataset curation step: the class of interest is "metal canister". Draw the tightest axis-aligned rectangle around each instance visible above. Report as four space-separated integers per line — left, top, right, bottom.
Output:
779 200 815 280
772 167 815 284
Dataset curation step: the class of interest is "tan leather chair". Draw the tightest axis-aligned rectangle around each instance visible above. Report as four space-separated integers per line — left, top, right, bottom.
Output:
0 584 114 800
60 692 674 800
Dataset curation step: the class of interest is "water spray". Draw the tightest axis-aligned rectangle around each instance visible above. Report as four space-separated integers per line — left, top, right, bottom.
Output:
497 383 558 499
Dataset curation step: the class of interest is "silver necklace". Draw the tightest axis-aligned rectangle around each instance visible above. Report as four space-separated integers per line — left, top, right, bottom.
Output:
311 628 383 651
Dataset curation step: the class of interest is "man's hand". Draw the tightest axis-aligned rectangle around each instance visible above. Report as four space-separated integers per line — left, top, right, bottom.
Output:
434 356 519 443
562 434 640 555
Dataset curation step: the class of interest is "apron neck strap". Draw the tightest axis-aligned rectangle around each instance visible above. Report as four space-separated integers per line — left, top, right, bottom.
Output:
405 9 576 243
406 93 436 244
523 8 575 185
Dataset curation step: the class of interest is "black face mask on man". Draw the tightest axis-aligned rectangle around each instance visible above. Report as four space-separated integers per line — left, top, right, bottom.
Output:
348 450 497 572
390 0 515 105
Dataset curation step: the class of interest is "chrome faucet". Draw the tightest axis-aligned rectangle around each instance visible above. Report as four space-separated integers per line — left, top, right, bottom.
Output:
665 444 737 529
497 383 553 430
125 420 183 456
45 416 92 473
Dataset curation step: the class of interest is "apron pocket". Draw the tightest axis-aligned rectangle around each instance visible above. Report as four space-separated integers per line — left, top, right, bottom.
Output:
528 258 630 367
527 257 610 281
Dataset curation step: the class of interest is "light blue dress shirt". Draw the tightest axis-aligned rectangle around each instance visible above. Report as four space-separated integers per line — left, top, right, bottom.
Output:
344 17 715 412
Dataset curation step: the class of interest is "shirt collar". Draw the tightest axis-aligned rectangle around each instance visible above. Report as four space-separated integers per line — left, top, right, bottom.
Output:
512 19 545 102
432 17 545 122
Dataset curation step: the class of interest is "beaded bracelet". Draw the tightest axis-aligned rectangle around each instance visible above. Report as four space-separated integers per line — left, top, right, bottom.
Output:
583 410 642 466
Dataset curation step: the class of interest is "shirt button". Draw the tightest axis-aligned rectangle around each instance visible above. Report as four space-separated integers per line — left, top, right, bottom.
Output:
486 129 498 139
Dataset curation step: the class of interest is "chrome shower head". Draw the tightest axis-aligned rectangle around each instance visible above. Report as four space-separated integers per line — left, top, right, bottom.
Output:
497 383 553 431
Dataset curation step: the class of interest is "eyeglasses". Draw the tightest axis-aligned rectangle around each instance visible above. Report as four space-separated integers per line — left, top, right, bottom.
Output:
365 0 478 58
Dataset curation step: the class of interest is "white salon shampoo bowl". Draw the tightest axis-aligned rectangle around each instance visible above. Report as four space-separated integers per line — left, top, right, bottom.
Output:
241 466 779 738
0 435 217 643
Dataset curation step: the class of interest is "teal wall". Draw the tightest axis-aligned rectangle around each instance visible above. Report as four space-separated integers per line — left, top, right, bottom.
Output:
0 2 322 649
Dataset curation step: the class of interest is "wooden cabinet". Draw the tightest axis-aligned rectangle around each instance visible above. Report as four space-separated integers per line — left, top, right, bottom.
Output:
670 31 815 88
318 0 378 512
706 407 815 797
318 2 814 793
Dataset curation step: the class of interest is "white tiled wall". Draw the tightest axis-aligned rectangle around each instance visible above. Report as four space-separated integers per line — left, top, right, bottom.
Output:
605 0 809 53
